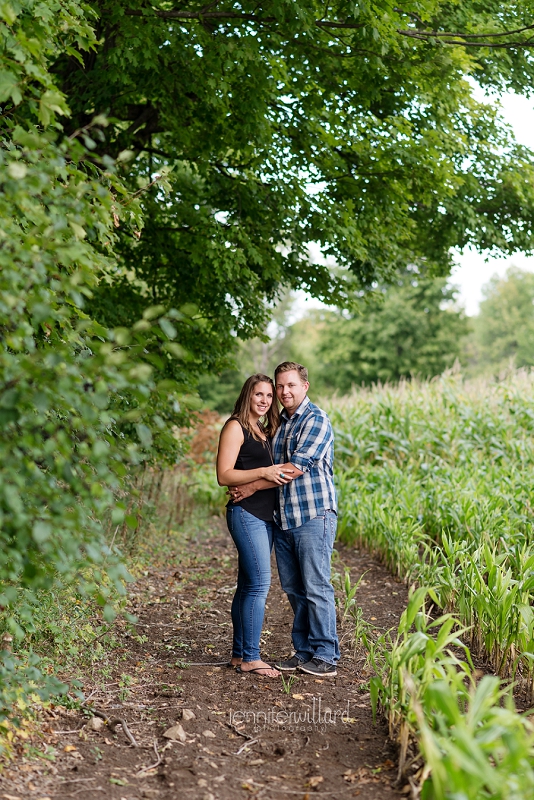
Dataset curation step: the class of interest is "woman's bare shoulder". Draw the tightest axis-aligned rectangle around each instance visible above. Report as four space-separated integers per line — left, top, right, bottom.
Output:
220 418 245 441
224 417 243 430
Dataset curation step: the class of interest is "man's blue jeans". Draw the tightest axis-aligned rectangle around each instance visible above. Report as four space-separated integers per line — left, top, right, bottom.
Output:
226 505 273 662
274 511 340 665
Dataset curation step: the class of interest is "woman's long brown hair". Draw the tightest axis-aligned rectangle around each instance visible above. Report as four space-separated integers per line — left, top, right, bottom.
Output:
228 374 280 441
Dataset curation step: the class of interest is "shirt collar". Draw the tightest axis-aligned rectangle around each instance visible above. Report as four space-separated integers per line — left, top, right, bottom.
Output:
280 395 310 422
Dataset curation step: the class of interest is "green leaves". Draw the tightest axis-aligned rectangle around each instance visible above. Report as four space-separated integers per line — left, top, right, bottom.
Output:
46 0 534 374
135 424 153 448
471 267 534 374
310 273 469 392
0 0 190 714
32 522 52 544
368 588 534 799
0 70 20 103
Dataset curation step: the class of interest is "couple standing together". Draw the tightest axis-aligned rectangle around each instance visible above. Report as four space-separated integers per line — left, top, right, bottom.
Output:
216 361 340 678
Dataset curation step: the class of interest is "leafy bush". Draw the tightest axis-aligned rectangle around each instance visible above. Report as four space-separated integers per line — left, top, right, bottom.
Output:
0 0 184 712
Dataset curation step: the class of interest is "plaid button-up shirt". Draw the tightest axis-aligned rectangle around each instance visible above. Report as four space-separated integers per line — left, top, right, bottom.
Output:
273 396 337 530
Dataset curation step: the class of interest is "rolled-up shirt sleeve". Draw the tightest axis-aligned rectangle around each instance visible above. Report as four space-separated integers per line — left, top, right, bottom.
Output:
289 413 333 473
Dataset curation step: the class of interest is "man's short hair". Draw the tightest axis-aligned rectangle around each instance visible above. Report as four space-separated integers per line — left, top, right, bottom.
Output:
275 361 309 383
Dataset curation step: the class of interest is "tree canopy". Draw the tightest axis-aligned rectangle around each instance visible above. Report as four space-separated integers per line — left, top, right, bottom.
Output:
48 0 534 368
0 0 185 707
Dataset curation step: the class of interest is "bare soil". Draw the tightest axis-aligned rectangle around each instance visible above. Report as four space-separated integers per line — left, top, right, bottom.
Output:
0 519 408 800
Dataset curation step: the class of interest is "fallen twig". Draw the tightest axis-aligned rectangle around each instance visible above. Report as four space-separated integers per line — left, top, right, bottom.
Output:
136 738 162 776
235 737 259 755
256 787 362 797
53 728 85 734
90 708 138 747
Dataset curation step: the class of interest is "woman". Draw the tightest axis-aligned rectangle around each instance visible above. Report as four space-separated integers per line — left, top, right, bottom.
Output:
217 373 294 676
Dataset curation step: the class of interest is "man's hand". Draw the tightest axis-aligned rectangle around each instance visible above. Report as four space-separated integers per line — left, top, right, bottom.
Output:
227 482 257 502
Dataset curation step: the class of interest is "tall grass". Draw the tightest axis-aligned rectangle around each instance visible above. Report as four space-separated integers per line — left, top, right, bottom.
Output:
331 372 534 798
369 588 534 799
331 370 534 691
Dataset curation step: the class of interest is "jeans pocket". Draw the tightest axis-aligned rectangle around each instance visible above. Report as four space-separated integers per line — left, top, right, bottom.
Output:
327 513 337 540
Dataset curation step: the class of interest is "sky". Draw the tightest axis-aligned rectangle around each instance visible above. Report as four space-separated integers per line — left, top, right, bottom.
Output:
451 91 534 315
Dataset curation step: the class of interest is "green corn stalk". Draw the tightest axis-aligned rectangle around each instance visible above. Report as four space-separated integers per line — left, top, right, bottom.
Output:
330 371 534 689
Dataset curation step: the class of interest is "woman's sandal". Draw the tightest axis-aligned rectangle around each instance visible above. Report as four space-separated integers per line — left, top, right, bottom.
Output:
235 665 280 676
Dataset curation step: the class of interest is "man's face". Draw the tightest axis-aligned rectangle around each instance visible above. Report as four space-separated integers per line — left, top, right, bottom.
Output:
276 369 309 415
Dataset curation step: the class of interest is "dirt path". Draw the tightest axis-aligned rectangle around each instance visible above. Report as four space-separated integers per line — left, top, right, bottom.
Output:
1 520 407 800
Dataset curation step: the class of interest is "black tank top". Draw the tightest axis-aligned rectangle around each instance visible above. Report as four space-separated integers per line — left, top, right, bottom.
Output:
227 422 276 522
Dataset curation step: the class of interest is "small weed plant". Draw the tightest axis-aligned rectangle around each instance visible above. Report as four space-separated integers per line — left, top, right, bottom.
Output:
280 673 299 695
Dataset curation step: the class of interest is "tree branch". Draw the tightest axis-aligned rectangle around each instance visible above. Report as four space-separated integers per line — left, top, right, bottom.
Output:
315 20 365 30
398 29 534 47
124 9 276 21
123 8 364 28
396 20 534 39
122 6 534 48
135 144 180 160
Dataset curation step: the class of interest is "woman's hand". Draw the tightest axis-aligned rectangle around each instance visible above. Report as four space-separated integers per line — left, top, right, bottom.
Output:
261 465 295 485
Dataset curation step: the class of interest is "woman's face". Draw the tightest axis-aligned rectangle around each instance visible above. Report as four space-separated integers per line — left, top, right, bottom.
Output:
249 381 273 418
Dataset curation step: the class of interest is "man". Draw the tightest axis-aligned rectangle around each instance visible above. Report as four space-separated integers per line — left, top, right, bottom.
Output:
230 361 340 677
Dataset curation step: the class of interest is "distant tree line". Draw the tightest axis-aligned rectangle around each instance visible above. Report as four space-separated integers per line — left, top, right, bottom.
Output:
200 267 534 411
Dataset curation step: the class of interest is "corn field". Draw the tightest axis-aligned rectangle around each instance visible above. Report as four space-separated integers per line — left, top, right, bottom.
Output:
330 370 534 797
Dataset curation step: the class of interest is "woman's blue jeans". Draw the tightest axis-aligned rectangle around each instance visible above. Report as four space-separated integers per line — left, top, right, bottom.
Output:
226 505 273 662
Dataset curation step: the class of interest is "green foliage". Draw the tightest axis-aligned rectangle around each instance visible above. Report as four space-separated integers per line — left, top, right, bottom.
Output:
205 272 469 404
369 589 534 799
332 371 534 683
199 275 470 409
313 274 469 391
200 275 469 406
197 369 244 414
0 0 186 711
469 267 534 374
197 292 298 412
48 0 534 365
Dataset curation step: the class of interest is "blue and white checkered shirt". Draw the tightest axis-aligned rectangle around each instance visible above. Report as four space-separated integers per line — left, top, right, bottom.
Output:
273 396 337 530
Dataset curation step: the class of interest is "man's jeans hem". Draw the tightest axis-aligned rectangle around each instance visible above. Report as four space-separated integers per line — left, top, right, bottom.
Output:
295 652 312 663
